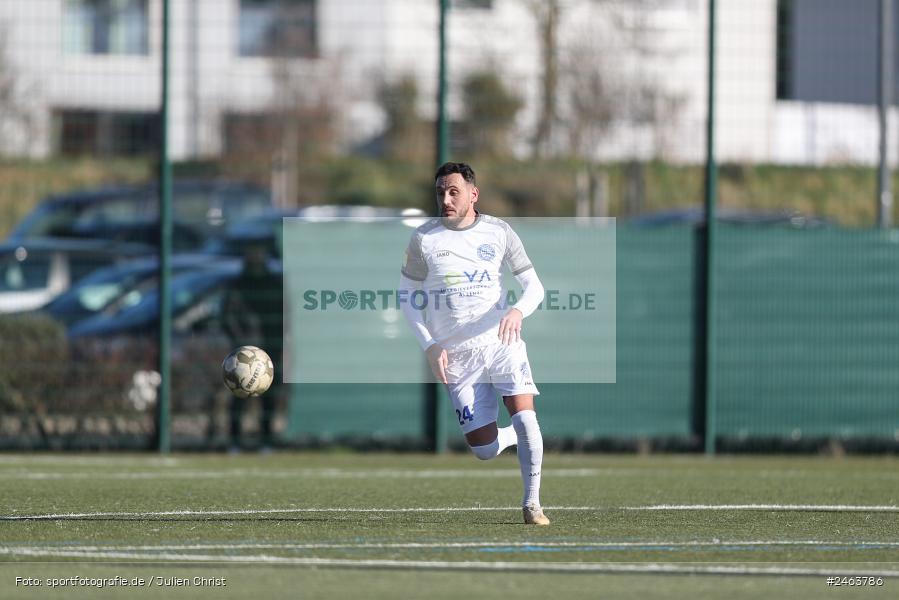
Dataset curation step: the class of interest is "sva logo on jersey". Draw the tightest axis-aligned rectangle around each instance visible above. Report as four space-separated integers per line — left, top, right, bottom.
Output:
444 270 492 286
477 243 496 261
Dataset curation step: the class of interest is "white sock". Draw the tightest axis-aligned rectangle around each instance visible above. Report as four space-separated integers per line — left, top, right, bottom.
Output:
511 410 543 508
470 425 518 460
497 424 517 451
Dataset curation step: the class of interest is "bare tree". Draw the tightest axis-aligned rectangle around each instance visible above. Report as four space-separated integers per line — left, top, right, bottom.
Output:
525 0 686 161
0 24 36 157
268 56 341 207
560 39 616 160
460 70 523 158
223 2 340 207
378 75 431 163
525 0 561 158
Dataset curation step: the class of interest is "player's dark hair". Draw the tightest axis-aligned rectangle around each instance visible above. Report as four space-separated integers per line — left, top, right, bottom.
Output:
435 162 476 186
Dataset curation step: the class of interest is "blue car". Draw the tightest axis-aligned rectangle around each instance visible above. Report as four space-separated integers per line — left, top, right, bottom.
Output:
39 254 230 327
67 259 282 411
8 179 274 249
68 262 246 339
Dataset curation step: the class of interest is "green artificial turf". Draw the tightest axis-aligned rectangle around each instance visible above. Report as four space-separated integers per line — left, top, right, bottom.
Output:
0 453 897 599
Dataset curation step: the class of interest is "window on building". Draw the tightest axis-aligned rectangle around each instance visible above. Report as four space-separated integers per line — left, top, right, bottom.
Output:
238 0 317 58
775 0 899 104
63 0 149 55
56 110 160 156
775 0 793 100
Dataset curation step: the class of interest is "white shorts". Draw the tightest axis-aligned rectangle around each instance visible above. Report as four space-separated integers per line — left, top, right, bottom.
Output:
445 340 540 434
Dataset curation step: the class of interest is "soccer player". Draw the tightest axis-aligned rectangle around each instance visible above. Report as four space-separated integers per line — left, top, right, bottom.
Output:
399 162 550 525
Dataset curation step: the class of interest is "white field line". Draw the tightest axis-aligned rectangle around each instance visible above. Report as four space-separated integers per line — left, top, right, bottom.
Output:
0 456 180 467
0 468 608 480
4 540 899 553
627 505 899 512
3 468 898 482
0 457 896 482
0 507 593 520
3 504 899 521
1 548 898 577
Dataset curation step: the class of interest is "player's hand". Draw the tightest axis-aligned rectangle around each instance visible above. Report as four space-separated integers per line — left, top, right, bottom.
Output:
498 307 523 345
425 343 448 384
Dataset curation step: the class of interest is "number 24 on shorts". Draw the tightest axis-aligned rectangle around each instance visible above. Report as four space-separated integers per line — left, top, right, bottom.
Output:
455 406 474 425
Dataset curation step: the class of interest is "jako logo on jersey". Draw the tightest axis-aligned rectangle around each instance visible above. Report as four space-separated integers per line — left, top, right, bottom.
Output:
444 270 492 286
435 250 451 258
477 243 496 261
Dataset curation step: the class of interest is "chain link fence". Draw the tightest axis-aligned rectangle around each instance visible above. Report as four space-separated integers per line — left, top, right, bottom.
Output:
0 0 896 450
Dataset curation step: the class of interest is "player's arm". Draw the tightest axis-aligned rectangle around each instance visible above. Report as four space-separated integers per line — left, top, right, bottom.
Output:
498 267 545 345
498 224 545 344
399 231 447 383
398 274 447 384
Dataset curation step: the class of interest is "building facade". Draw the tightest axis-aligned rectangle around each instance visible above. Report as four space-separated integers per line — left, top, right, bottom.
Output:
0 0 895 166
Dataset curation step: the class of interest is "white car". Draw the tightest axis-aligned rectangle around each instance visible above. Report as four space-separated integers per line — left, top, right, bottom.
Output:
0 239 152 313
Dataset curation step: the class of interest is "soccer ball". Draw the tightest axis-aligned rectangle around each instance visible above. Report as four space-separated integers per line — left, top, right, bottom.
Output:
222 346 274 398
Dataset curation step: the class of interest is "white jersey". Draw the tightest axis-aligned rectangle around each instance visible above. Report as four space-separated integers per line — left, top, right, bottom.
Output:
401 213 534 351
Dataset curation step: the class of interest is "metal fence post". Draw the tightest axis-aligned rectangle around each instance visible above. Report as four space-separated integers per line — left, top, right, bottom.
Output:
424 0 451 454
702 0 718 455
156 0 173 453
878 0 893 228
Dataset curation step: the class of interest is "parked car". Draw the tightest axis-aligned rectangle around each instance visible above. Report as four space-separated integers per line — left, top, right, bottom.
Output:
7 179 274 249
37 254 224 327
67 260 252 339
202 209 295 258
0 238 155 313
202 206 428 258
66 259 280 414
61 260 248 413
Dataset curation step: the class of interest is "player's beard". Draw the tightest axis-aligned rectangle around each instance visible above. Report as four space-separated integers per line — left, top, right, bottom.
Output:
441 201 470 228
